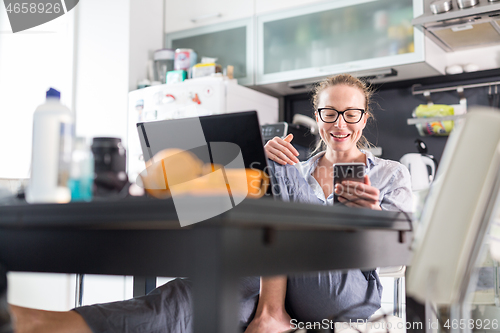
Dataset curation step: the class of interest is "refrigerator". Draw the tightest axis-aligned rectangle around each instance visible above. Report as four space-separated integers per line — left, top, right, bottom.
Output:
126 76 279 181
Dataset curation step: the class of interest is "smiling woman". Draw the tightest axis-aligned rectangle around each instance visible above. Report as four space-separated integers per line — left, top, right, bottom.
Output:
243 74 414 333
264 74 400 210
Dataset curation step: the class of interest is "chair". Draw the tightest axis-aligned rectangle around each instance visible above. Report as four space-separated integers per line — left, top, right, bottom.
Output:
407 107 500 330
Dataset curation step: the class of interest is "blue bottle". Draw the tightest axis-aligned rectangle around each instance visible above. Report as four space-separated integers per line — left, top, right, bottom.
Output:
68 137 94 201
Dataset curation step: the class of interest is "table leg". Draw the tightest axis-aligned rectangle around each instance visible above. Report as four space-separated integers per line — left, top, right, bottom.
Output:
192 227 241 333
0 264 14 333
133 276 157 297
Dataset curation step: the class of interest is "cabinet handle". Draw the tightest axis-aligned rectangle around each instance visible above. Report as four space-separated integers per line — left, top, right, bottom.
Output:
191 12 222 23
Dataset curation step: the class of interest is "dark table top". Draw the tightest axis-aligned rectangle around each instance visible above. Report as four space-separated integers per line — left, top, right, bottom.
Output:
0 196 413 277
0 195 412 231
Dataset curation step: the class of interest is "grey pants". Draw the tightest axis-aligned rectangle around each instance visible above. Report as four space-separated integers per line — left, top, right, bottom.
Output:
74 270 382 333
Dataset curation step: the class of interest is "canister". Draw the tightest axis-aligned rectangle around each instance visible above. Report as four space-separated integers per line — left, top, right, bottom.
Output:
153 49 175 83
174 48 197 71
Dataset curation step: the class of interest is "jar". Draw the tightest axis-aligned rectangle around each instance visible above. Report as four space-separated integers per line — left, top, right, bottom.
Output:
174 48 197 71
91 137 128 195
154 49 175 84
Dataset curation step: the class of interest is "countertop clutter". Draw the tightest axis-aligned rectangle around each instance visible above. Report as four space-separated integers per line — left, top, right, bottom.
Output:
140 48 227 89
14 87 136 205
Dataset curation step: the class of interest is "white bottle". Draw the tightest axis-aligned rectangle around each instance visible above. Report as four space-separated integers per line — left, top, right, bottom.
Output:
26 88 74 203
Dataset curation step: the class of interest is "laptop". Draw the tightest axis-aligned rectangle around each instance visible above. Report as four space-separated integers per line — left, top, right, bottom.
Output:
136 111 273 198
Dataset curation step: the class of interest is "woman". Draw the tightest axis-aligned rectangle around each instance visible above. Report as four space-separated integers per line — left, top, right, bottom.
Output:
245 74 412 332
8 74 411 333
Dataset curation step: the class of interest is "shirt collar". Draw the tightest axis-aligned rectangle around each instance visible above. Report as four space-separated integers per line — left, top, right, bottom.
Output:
360 149 377 172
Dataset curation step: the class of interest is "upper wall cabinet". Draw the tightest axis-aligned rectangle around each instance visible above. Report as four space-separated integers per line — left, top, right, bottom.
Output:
256 0 426 85
165 0 254 33
255 0 329 15
166 19 254 86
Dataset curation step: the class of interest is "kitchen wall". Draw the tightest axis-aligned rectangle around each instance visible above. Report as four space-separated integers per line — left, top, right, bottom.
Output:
285 69 500 163
2 0 164 311
128 0 164 92
0 7 75 179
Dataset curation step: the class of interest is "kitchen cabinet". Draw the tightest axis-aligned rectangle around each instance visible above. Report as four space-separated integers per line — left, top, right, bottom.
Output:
166 19 254 85
255 0 328 15
164 0 253 33
256 0 438 86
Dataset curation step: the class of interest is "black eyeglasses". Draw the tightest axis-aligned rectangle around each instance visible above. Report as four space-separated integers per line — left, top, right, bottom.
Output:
317 108 365 124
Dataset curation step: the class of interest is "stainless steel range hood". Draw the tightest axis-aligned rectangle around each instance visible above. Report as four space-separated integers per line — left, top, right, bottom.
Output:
413 0 500 51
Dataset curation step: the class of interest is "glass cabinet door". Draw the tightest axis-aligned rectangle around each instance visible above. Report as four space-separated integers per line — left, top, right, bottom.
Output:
257 0 424 85
166 19 254 86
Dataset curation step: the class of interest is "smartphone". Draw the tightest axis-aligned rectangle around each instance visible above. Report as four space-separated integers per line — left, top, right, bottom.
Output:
333 163 366 203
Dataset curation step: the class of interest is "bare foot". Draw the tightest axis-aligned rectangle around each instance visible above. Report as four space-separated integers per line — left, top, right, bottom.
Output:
10 305 91 333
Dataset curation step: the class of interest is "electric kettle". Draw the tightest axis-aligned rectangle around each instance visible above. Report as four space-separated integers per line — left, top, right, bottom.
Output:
400 153 436 191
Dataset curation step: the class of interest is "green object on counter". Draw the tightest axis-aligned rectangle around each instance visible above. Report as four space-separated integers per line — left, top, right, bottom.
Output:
414 104 455 136
166 70 187 84
69 137 94 202
68 177 93 202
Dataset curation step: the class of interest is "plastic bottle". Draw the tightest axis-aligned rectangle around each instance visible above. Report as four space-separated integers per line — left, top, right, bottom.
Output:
68 137 94 202
26 88 74 203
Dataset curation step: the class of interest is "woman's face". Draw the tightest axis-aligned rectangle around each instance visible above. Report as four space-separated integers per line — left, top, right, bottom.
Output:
315 84 367 154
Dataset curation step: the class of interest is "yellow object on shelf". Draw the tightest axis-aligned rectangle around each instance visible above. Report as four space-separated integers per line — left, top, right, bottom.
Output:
414 104 455 136
191 62 222 79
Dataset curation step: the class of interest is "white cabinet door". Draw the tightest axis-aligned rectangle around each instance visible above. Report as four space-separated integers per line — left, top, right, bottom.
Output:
165 19 254 86
257 0 424 85
165 0 254 33
255 0 327 15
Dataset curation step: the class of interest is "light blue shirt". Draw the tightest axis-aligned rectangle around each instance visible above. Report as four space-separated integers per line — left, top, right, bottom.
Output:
268 150 413 212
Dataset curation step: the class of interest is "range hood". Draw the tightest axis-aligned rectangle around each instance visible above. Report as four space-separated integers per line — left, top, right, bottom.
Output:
413 0 500 51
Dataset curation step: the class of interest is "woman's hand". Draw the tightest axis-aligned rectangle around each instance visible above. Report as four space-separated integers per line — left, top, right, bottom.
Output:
264 134 300 165
335 175 381 210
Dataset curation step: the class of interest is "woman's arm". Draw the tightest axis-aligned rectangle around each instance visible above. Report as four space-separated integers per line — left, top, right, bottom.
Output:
244 275 292 333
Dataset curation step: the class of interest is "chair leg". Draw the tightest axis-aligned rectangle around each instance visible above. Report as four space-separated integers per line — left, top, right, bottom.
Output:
393 277 404 318
75 274 84 308
0 264 14 333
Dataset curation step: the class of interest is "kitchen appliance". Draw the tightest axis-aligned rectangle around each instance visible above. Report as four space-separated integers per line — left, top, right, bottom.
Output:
261 118 318 161
261 123 288 142
153 49 175 84
126 76 278 181
430 0 453 14
400 153 436 191
407 108 500 307
413 0 500 51
174 48 197 71
457 0 480 9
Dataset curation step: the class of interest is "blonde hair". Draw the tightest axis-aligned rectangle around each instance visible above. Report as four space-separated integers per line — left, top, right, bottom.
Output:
311 74 374 154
